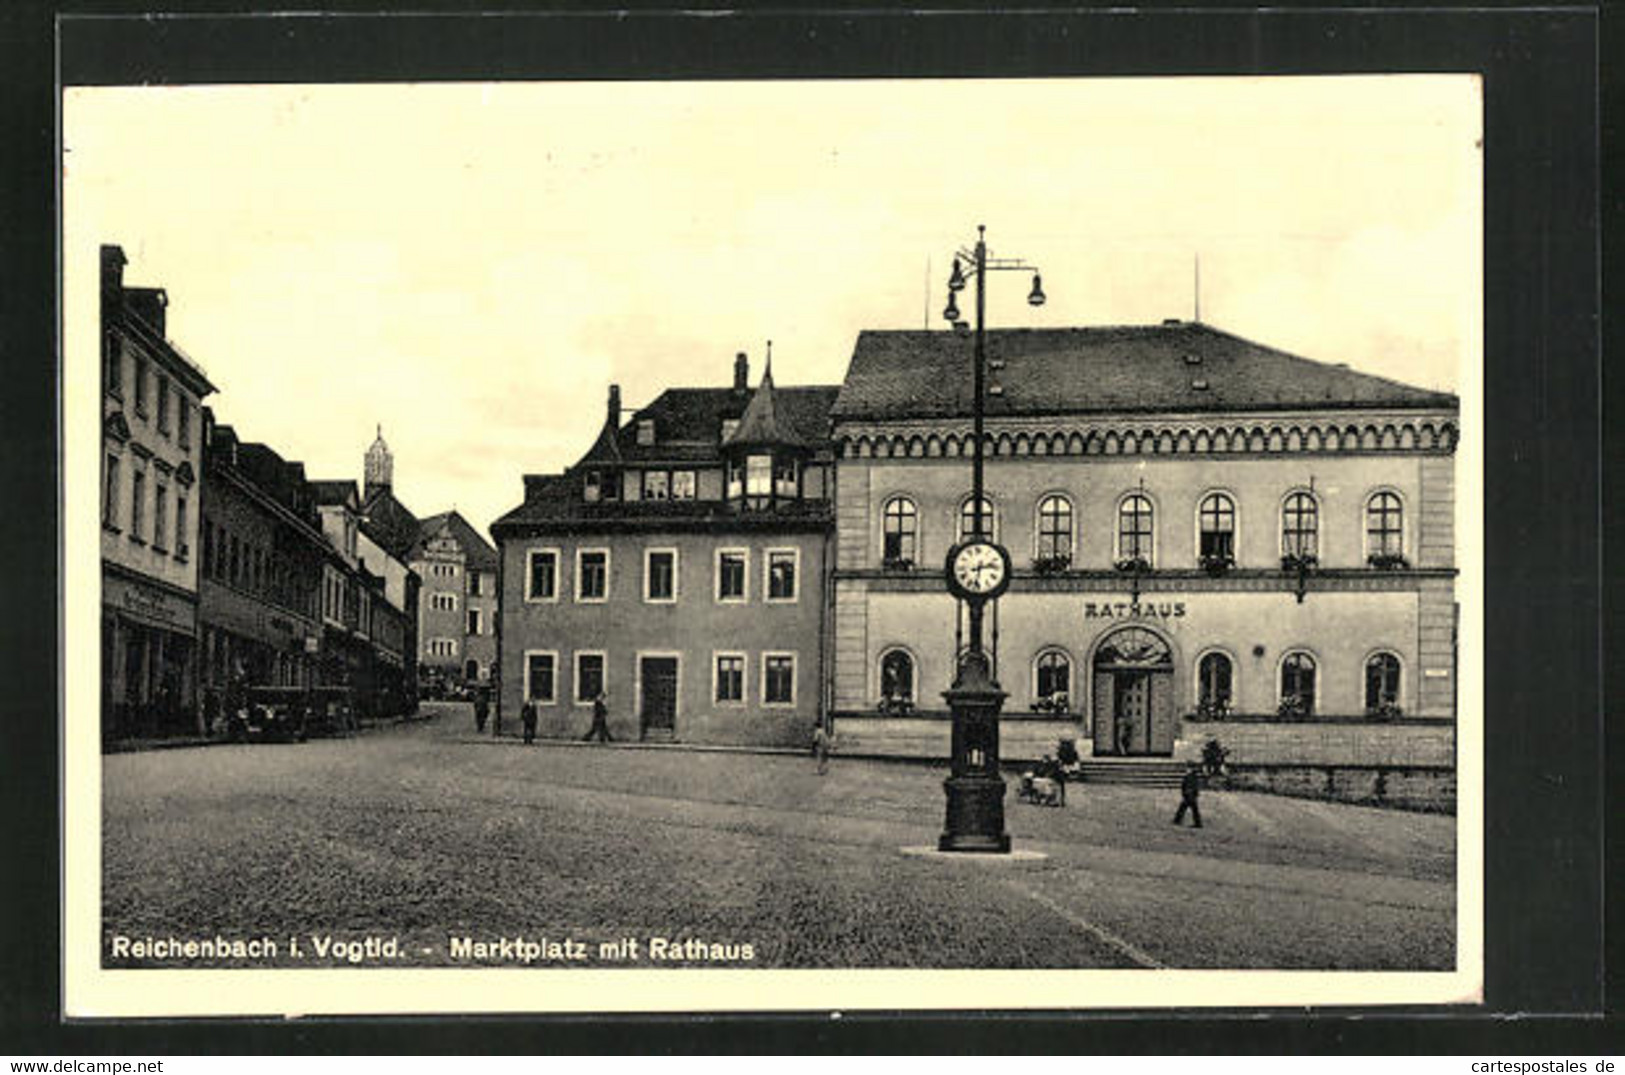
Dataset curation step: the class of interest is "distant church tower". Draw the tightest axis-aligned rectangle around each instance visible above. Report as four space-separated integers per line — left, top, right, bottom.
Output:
364 424 393 500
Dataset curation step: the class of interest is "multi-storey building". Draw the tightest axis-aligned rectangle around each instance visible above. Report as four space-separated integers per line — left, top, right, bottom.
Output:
99 245 216 741
411 512 498 687
197 417 327 727
826 322 1459 797
355 428 491 691
492 352 839 745
309 479 419 717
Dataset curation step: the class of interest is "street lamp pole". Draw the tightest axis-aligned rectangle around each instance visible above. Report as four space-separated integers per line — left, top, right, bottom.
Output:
937 225 1044 854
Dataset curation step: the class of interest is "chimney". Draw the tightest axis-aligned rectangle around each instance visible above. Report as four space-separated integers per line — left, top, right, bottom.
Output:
100 244 127 300
733 351 749 392
127 287 168 337
607 384 621 428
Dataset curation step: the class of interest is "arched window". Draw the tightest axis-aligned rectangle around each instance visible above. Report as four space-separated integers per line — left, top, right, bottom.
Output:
881 497 918 564
1198 493 1236 563
1280 651 1317 717
879 649 915 707
1197 651 1233 715
1034 650 1071 712
1281 491 1319 560
958 496 997 542
1366 492 1404 558
1365 652 1402 713
1036 495 1073 562
1117 493 1154 564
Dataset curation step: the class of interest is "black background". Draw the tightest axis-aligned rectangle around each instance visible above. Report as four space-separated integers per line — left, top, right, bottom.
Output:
0 1 1612 1055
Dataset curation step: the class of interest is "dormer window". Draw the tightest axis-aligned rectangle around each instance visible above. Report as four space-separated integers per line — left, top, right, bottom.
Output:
721 418 740 441
583 470 602 502
637 419 655 446
746 454 772 501
726 458 743 500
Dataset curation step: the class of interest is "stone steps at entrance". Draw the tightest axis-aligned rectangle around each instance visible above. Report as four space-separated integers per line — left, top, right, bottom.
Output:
641 728 675 744
1072 758 1187 787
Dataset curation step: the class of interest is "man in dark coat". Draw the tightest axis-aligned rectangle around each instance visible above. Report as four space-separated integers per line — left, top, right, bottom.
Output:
583 691 613 742
1173 762 1204 828
520 699 537 745
473 689 489 734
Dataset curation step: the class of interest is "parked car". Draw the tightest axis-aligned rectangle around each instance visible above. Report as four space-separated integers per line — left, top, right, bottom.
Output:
229 687 308 743
306 686 360 737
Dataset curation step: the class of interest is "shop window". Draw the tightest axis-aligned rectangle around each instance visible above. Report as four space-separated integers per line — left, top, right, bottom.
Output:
882 497 917 565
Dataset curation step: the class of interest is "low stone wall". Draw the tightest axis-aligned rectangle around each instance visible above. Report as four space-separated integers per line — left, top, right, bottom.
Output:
1225 764 1455 813
834 714 1080 763
1182 720 1455 768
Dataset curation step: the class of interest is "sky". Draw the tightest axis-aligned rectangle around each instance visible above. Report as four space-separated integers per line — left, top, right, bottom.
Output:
64 77 1481 539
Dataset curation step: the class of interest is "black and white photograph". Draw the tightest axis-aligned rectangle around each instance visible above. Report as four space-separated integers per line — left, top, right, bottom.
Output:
63 70 1484 1017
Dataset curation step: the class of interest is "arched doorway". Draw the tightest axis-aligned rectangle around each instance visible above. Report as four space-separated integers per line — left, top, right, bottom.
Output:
1091 626 1176 756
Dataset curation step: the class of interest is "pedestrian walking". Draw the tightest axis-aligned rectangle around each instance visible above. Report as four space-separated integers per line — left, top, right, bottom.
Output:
812 721 832 775
1173 761 1204 828
474 689 489 734
520 698 537 745
583 691 613 743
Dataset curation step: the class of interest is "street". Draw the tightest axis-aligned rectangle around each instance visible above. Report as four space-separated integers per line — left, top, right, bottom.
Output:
102 702 1456 971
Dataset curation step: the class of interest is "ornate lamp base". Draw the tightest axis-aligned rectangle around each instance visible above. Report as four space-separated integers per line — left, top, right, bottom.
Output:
939 651 1011 854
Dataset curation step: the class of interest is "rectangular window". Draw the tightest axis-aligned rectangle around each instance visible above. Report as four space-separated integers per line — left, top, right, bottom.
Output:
467 572 483 597
583 470 601 502
716 549 747 602
526 549 559 601
575 652 605 704
714 653 745 704
746 454 772 498
134 356 148 415
766 549 798 602
645 549 677 602
671 470 697 500
153 483 168 550
130 467 146 541
762 653 796 706
467 609 482 636
175 495 188 560
156 376 170 435
104 331 122 396
773 458 798 498
577 549 609 601
525 652 557 703
103 454 120 529
178 395 191 448
642 470 669 500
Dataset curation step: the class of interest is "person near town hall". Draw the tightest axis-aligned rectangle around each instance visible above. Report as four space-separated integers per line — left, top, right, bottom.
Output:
583 691 613 743
812 721 833 775
1173 761 1204 828
520 697 537 745
473 687 489 735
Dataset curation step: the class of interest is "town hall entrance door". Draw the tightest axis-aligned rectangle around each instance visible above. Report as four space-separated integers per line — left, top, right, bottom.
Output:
639 657 678 739
1091 627 1176 756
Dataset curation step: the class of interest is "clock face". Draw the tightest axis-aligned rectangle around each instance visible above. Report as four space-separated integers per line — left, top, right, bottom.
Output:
950 541 1008 597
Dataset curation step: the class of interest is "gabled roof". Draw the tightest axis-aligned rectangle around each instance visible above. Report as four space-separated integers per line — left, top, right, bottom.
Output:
576 417 625 466
308 480 360 509
575 384 840 469
725 362 807 449
360 486 422 560
489 472 831 536
411 509 499 571
830 322 1458 422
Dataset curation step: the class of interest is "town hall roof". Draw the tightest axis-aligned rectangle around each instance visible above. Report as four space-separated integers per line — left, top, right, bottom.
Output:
830 322 1458 422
